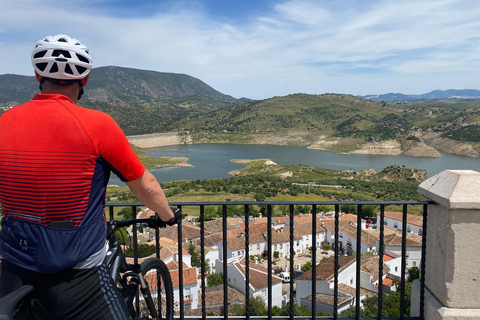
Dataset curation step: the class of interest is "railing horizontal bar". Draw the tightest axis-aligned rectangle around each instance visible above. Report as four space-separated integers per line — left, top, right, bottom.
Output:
105 200 433 207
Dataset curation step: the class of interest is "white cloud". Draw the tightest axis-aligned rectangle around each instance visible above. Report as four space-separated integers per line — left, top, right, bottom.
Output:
0 0 479 99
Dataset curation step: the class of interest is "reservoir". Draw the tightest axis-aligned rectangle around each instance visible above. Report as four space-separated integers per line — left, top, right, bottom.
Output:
109 143 480 185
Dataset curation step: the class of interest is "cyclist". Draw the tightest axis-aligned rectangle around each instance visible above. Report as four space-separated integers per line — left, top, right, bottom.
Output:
0 34 176 319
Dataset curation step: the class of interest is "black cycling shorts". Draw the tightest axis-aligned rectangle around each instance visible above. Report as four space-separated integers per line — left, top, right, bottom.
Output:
0 259 130 320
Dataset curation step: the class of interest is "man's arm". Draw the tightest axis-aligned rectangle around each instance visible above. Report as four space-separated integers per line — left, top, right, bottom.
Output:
125 170 174 222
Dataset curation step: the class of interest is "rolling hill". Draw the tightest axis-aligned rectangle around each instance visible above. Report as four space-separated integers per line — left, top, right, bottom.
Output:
1 67 479 157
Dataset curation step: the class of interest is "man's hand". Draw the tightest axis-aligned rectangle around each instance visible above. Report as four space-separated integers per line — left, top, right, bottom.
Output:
125 171 174 222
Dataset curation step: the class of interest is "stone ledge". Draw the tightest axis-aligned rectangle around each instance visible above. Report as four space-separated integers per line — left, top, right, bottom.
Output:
418 170 480 209
411 280 480 320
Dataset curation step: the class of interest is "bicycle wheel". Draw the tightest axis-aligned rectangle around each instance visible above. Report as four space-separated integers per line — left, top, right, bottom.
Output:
133 258 174 320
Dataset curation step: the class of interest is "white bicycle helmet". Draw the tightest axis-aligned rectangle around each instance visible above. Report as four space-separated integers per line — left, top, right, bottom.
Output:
31 34 92 80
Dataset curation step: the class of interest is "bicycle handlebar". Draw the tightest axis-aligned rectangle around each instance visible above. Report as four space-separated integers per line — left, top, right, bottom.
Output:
112 207 183 230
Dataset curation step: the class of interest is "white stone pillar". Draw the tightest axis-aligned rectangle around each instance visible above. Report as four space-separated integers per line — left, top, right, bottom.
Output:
412 170 480 320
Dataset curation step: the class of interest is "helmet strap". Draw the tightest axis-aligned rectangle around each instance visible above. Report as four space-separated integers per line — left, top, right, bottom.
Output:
78 86 84 101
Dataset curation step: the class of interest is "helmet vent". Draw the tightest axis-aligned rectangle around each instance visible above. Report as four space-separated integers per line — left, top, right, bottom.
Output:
34 50 47 58
76 53 89 63
50 63 59 73
75 65 87 74
65 64 74 75
58 38 67 43
52 50 71 58
36 62 48 71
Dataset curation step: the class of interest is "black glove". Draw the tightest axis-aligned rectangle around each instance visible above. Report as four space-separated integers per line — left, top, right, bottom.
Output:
165 207 182 226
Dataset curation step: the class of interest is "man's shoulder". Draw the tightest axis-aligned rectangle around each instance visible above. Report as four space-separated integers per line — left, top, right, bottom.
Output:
66 103 115 123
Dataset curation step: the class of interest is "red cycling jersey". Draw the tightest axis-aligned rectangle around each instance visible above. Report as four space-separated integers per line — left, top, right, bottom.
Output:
0 94 145 272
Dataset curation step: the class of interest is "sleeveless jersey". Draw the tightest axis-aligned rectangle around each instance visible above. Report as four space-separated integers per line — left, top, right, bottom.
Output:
0 94 145 273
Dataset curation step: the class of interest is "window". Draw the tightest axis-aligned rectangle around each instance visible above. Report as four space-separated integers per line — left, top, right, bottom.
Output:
306 236 309 241
232 252 235 257
274 244 277 250
395 267 398 272
280 244 283 249
296 241 300 246
413 261 417 267
249 245 252 250
257 244 260 250
350 279 353 285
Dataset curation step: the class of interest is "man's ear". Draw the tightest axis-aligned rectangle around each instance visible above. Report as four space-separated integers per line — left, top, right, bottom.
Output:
35 72 42 83
80 74 89 86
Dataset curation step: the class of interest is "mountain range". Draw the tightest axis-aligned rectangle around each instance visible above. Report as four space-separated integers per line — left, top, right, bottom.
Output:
0 66 479 159
360 89 480 102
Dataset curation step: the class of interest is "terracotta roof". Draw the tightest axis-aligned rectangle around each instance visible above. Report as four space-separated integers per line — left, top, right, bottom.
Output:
383 278 394 287
223 232 266 250
202 285 245 306
158 220 208 242
359 256 388 281
337 283 377 298
192 232 223 248
297 256 356 281
294 223 327 236
302 293 352 306
271 229 302 244
204 218 244 233
381 211 423 227
384 250 401 260
233 257 283 290
369 227 422 247
323 221 377 245
166 260 198 287
341 213 365 223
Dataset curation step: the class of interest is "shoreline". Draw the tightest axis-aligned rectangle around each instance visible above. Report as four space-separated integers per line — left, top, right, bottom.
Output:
127 132 477 159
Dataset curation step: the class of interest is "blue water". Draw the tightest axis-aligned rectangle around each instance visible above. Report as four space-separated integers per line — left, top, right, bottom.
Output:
108 143 480 185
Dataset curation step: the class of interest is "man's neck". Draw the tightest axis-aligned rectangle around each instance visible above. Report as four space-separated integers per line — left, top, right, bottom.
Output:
41 83 81 104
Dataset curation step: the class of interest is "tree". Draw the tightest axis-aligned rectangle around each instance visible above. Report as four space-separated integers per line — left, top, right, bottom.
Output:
206 273 223 287
254 192 266 201
323 244 332 250
188 241 201 268
301 261 312 272
409 266 420 281
273 251 280 259
231 296 266 316
125 244 156 258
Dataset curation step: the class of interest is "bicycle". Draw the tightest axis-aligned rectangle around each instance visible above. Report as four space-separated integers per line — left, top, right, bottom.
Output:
0 207 182 320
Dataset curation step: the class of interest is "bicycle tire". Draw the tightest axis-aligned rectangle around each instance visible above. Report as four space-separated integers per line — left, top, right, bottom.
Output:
133 258 174 320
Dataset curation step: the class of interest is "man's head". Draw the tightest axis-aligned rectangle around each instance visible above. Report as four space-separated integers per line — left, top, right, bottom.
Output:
32 34 93 100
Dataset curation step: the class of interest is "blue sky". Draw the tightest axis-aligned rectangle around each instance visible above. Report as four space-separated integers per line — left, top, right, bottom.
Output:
1 0 479 99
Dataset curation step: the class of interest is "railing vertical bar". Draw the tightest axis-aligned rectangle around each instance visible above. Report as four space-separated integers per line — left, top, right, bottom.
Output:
420 203 428 320
311 205 317 320
132 206 139 313
132 206 138 264
244 205 251 320
178 205 184 320
378 204 385 320
334 204 339 320
356 205 362 319
222 205 228 320
267 205 273 319
200 205 206 320
108 206 114 220
289 204 295 320
155 222 160 259
400 204 408 320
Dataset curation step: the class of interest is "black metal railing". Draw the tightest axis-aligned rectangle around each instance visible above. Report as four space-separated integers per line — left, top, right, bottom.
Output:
107 200 432 320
